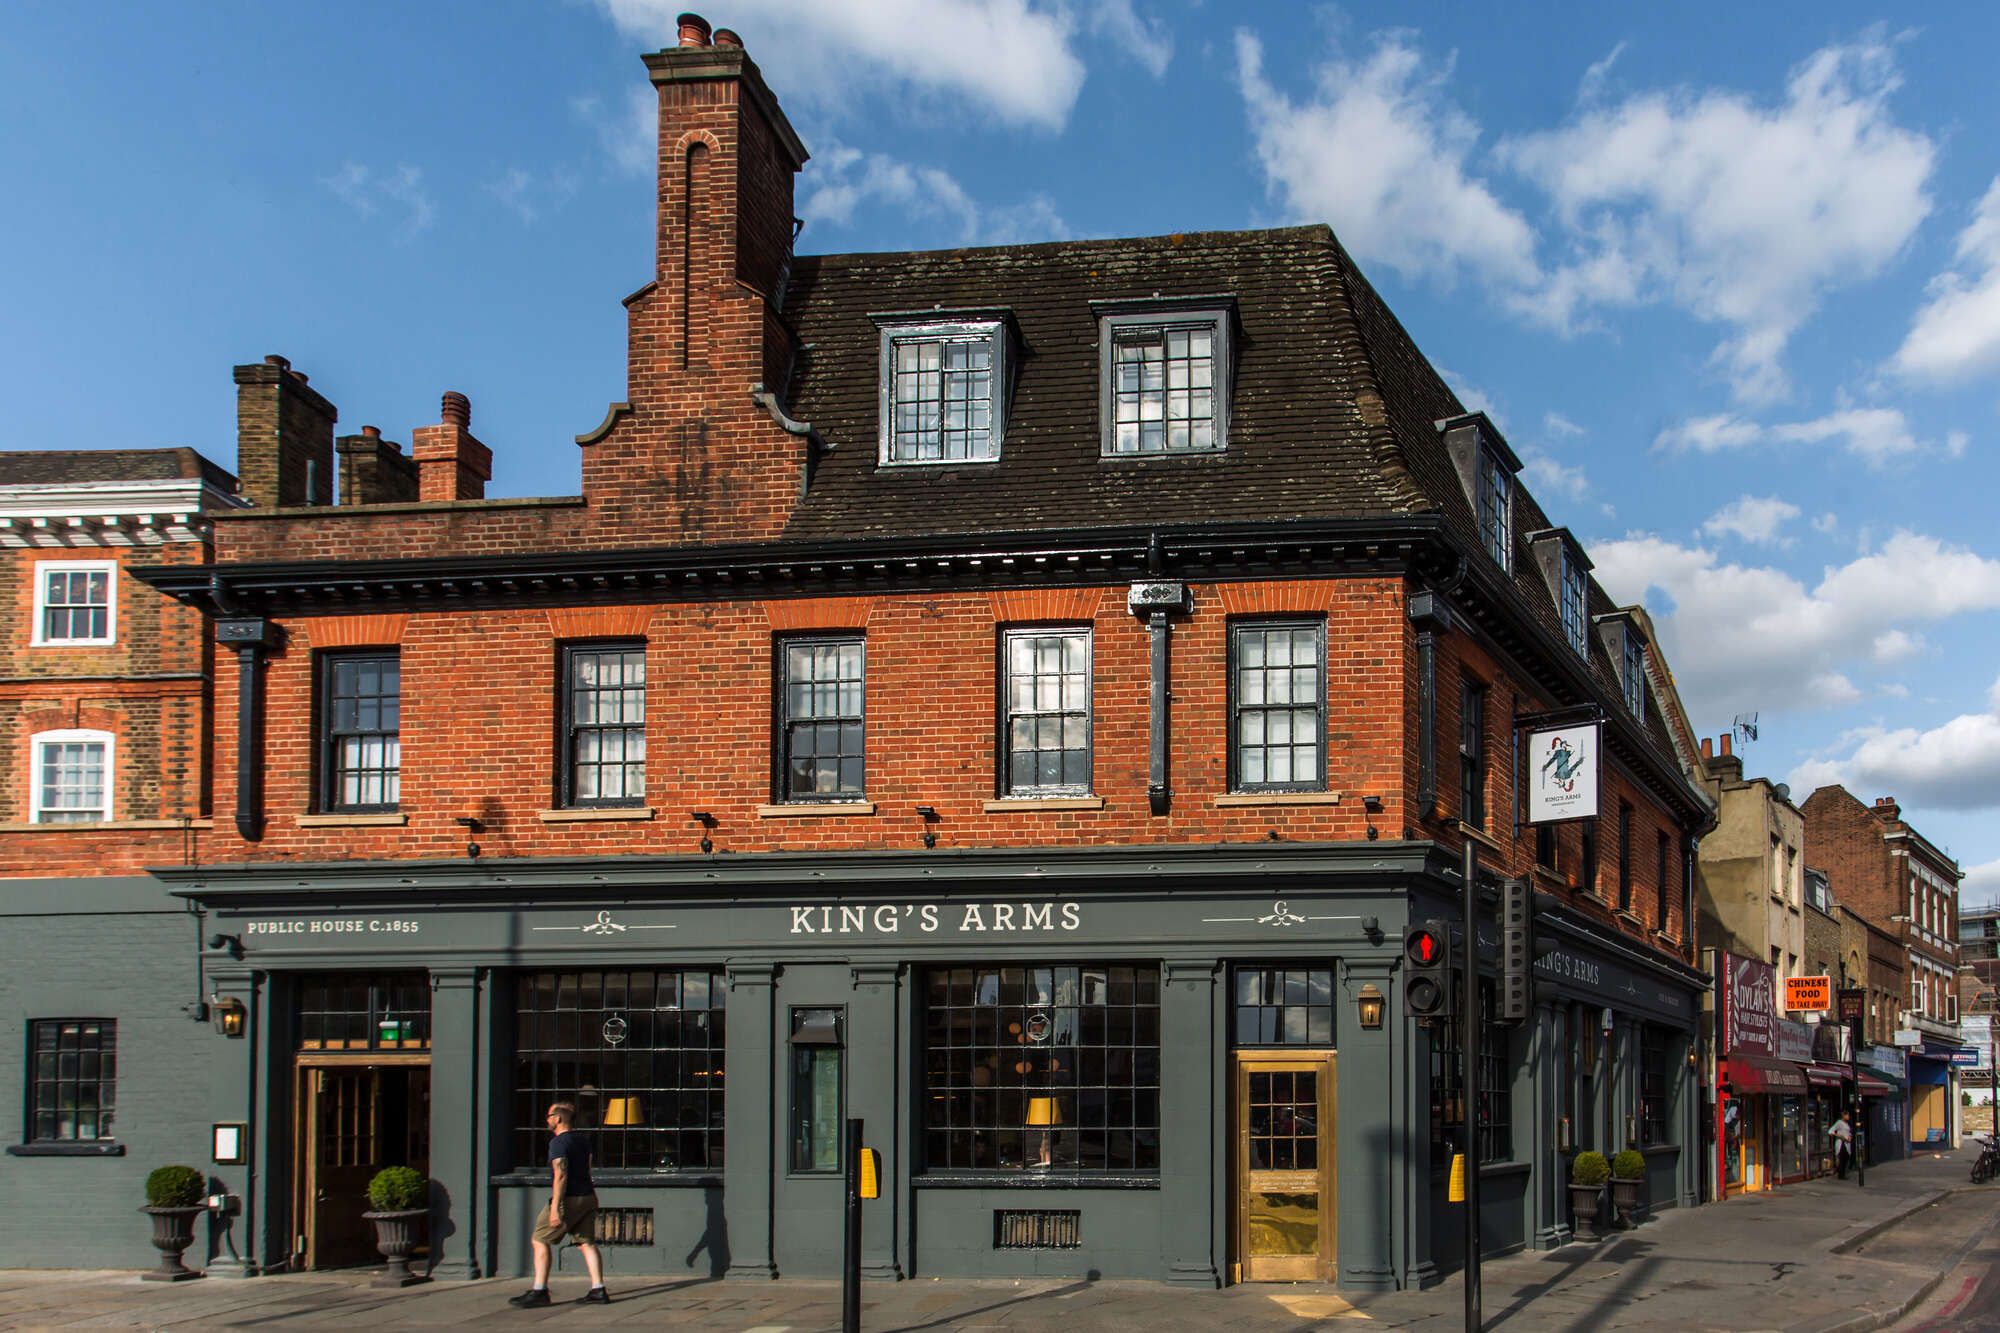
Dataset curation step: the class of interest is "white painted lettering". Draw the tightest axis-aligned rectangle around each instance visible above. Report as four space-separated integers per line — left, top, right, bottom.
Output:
960 904 987 932
920 905 939 932
992 903 1017 931
1022 902 1052 931
840 905 866 934
1061 902 1081 930
872 904 899 933
791 906 816 934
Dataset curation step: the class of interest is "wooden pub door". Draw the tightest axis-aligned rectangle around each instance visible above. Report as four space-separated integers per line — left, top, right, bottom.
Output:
295 1058 431 1269
1233 1052 1337 1282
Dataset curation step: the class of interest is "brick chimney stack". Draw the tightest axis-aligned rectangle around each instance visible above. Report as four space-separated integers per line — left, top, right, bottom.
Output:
1872 796 1902 824
336 424 420 505
233 355 335 507
579 13 812 543
411 392 492 501
1705 733 1743 783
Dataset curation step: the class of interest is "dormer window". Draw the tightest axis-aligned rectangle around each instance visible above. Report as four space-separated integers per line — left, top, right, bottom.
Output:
1622 632 1646 722
1476 448 1510 569
1560 549 1587 654
875 316 1010 464
1095 299 1234 457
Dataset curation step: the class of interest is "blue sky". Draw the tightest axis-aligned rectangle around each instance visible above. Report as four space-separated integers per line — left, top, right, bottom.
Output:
6 2 2000 901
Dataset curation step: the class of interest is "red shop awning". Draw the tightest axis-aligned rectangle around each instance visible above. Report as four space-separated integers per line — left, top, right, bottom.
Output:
1858 1072 1897 1098
1726 1055 1808 1095
1803 1062 1852 1088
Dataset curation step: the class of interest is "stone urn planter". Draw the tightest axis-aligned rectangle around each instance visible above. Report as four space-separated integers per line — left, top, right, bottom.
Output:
141 1165 208 1282
1610 1150 1648 1228
1569 1150 1610 1241
364 1166 430 1288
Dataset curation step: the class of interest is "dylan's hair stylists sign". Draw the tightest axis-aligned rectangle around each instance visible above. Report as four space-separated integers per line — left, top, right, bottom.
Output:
1527 723 1601 823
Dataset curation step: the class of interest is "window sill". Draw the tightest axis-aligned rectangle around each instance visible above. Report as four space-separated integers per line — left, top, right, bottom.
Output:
8 1141 124 1157
983 797 1105 813
489 1168 720 1188
1653 930 1681 947
297 812 407 827
1614 909 1644 929
538 807 655 823
0 819 213 833
915 1171 1160 1190
1531 866 1566 888
1214 791 1341 807
1459 823 1506 855
757 802 877 818
29 640 117 650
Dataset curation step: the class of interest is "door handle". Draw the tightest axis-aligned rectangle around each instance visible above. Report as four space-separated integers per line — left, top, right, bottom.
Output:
316 1189 329 1203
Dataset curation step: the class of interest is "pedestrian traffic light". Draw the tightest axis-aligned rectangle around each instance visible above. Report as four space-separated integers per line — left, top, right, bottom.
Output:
1404 920 1452 1020
1499 877 1531 1022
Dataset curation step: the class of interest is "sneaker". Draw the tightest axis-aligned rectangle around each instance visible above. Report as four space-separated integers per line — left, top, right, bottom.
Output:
581 1287 611 1304
507 1288 552 1308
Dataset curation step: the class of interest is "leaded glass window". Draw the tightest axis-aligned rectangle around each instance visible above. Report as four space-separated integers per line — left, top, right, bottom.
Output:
780 636 865 801
1460 678 1487 830
1230 620 1325 792
28 1019 115 1142
1640 1027 1670 1146
1108 325 1218 454
923 964 1161 1173
1004 628 1091 795
1430 981 1511 1163
297 973 430 1050
564 643 646 807
1477 449 1510 568
1560 549 1587 654
1623 632 1647 722
513 969 727 1171
320 651 400 811
879 322 1005 463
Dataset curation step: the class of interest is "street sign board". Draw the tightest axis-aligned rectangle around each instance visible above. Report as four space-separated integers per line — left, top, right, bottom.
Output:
1784 975 1831 1012
1837 989 1865 1023
1892 1029 1921 1047
1526 723 1601 824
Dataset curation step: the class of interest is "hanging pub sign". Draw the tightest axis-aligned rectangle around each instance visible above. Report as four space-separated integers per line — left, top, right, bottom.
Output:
1526 722 1602 824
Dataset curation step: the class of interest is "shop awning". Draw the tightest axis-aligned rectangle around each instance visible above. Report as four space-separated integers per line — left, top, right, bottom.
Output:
1726 1055 1808 1095
1857 1072 1897 1098
1803 1062 1853 1088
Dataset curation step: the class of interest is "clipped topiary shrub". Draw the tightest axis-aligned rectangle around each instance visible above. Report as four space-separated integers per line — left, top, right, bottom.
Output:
1612 1149 1646 1180
146 1165 206 1209
367 1165 428 1212
1570 1150 1610 1187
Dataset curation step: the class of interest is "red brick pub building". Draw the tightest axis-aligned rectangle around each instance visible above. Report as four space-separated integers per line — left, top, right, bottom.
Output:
7 17 1710 1288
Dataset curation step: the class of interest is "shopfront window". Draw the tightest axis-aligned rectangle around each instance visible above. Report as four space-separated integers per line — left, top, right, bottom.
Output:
923 964 1161 1173
298 973 430 1050
1430 979 1511 1163
512 969 726 1171
1639 1026 1670 1146
1232 967 1334 1046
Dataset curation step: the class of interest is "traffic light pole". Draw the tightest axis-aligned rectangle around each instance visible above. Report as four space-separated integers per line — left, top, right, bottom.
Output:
1462 833 1482 1332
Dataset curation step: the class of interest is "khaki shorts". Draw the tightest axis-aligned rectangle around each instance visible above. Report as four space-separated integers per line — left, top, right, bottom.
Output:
532 1192 598 1246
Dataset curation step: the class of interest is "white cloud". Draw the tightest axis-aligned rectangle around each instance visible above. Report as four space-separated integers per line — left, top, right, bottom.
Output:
597 0 1087 130
1963 858 2000 909
320 162 436 235
1522 452 1590 504
800 144 1066 245
1653 405 1950 468
1870 629 1923 664
1576 42 1626 105
1502 32 1934 402
1543 411 1585 438
574 87 657 177
485 166 579 224
1590 529 2000 726
1088 0 1172 79
1892 176 2000 384
1700 495 1800 546
1789 676 2000 811
1234 30 1540 291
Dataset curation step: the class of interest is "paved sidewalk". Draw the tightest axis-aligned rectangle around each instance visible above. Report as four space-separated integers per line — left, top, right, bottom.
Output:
2 1149 1994 1330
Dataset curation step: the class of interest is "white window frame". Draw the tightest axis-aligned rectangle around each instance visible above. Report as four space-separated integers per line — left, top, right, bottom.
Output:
30 560 117 647
1097 306 1233 457
30 728 114 823
876 319 1009 465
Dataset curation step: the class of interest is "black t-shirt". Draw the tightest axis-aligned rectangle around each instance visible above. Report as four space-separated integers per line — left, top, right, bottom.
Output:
549 1130 595 1196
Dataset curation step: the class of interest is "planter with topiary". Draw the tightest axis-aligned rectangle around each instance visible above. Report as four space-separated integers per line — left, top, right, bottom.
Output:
362 1166 430 1288
1610 1149 1648 1228
1568 1150 1610 1240
141 1165 207 1281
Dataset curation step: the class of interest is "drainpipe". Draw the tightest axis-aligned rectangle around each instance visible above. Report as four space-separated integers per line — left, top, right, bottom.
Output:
215 614 284 841
1128 537 1189 817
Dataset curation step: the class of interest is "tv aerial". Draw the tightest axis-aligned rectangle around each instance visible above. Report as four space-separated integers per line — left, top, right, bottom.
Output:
1732 712 1759 746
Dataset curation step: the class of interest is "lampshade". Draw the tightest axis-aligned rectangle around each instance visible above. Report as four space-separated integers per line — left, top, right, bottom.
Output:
602 1096 644 1128
1025 1096 1064 1128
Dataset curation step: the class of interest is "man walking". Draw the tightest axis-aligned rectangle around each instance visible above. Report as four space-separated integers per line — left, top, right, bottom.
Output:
509 1101 609 1307
1831 1109 1855 1180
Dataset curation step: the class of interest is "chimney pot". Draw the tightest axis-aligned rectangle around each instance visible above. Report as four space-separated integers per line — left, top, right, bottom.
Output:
1720 733 1732 757
361 424 381 439
441 391 471 428
712 27 742 49
677 12 712 46
264 354 290 370
1700 737 1713 759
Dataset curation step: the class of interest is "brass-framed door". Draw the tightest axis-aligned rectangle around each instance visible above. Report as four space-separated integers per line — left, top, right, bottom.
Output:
1233 1052 1336 1282
293 1054 431 1270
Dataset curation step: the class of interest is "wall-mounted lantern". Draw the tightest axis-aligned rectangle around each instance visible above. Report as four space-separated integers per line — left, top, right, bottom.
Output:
1356 983 1386 1030
210 995 247 1038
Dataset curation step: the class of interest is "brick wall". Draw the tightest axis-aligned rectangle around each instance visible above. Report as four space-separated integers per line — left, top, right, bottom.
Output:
1802 786 1894 923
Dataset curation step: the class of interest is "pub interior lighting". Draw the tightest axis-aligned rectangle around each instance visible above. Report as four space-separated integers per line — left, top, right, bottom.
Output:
915 805 939 849
210 995 247 1038
690 810 714 854
1356 983 1386 1030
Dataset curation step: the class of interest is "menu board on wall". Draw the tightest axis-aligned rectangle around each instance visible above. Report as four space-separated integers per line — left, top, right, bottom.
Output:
1722 953 1777 1059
